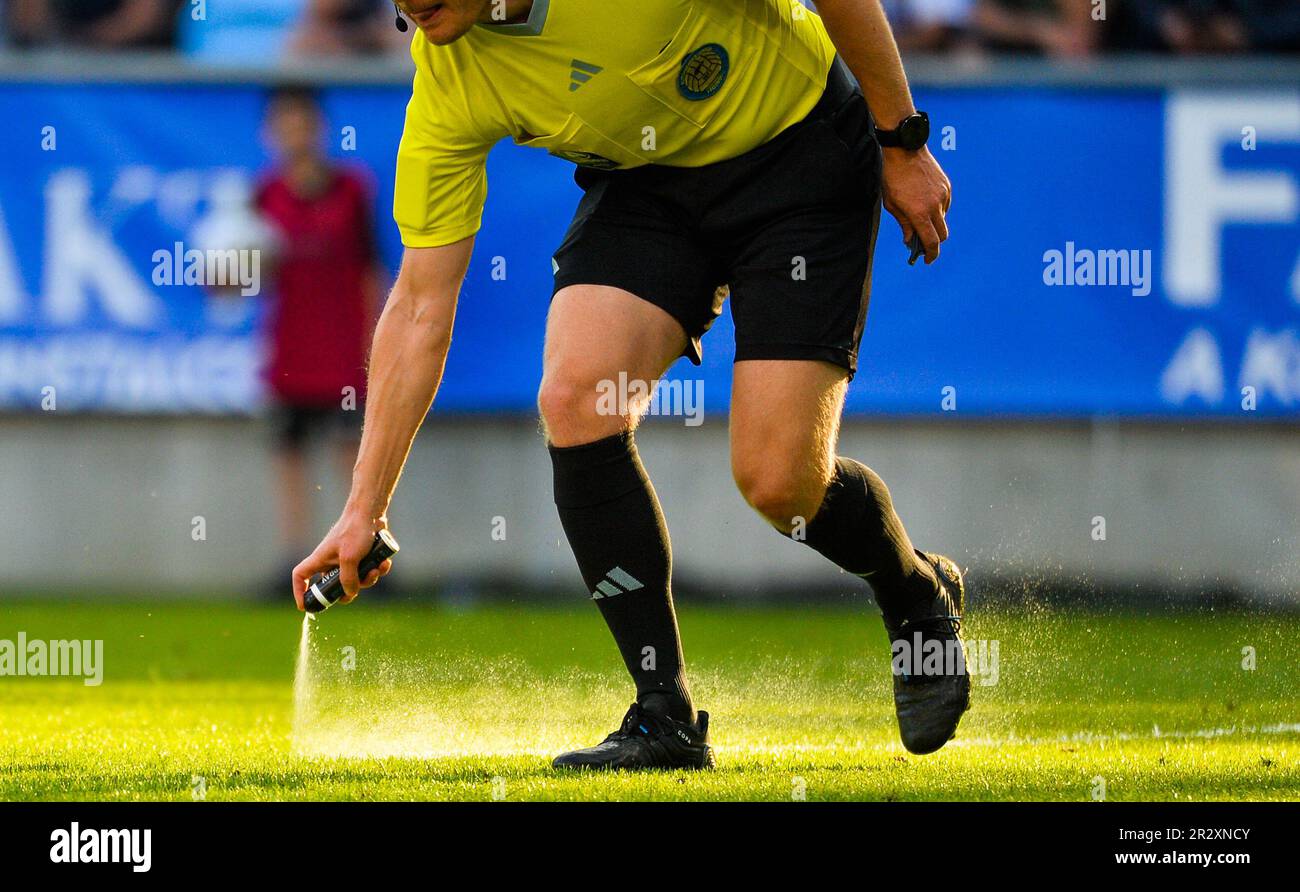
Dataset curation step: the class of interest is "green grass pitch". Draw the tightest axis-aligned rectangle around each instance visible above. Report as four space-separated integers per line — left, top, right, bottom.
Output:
1 600 1297 801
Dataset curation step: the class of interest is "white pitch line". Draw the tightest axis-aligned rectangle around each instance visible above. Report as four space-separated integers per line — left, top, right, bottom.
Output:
706 722 1300 756
946 721 1300 749
290 722 1300 761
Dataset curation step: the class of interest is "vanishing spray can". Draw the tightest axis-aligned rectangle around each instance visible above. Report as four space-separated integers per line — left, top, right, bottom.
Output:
304 530 400 613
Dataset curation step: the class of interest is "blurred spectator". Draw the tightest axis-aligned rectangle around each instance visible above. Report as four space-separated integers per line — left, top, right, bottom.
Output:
289 0 407 56
1232 0 1300 53
1113 0 1300 53
6 0 182 49
254 87 385 586
974 0 1099 56
882 0 982 52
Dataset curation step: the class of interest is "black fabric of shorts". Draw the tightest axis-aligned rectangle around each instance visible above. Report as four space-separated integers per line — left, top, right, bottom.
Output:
550 58 882 377
273 403 360 450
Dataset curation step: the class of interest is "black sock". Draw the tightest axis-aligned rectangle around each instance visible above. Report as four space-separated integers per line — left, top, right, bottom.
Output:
549 432 694 723
800 457 938 623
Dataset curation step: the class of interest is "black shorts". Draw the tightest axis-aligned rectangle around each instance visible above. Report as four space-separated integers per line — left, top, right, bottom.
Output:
273 403 361 450
551 59 882 377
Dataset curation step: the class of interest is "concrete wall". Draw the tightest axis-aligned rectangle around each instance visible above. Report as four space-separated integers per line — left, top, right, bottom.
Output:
1 415 1296 604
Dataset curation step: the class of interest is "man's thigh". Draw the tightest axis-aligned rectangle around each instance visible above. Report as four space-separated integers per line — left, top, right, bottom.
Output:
541 284 689 446
552 171 725 366
719 69 883 378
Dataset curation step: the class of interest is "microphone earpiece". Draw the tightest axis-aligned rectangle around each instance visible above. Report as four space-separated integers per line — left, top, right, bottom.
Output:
394 4 408 31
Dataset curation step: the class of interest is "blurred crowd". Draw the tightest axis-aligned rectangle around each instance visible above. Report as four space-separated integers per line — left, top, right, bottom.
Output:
0 0 408 58
885 0 1300 55
0 0 1297 57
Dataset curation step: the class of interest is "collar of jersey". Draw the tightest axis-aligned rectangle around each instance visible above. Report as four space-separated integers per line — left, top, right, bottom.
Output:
474 0 549 36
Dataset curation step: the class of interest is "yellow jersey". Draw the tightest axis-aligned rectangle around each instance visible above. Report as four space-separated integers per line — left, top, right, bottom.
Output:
394 0 837 247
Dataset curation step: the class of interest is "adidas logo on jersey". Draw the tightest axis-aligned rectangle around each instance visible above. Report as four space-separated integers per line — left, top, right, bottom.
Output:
569 59 603 91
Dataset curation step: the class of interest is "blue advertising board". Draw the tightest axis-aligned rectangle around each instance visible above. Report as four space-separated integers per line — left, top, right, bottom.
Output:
0 80 1296 416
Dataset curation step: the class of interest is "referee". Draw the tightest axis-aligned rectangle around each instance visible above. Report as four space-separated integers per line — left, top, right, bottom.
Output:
293 0 965 770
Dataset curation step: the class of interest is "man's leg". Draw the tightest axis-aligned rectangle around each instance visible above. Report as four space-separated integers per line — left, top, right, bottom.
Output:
276 444 312 554
540 284 696 723
728 359 938 623
730 358 969 755
272 408 315 595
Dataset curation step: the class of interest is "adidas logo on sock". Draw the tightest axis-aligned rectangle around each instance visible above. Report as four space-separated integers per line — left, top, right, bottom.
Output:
591 567 643 600
569 59 603 91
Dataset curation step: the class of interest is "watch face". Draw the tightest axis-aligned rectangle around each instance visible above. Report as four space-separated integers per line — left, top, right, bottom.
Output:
901 113 930 151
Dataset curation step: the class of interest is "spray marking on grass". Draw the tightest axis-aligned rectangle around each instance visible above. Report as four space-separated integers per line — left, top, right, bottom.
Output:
283 612 1299 762
288 616 616 758
291 614 317 752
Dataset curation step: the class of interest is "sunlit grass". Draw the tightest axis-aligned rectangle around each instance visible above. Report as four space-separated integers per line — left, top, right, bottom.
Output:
1 601 1296 801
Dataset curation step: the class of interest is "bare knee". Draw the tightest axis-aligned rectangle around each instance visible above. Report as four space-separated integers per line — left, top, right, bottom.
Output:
538 371 627 447
732 456 827 532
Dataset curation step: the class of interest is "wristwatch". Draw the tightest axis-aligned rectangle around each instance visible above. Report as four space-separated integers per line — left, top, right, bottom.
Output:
875 111 930 151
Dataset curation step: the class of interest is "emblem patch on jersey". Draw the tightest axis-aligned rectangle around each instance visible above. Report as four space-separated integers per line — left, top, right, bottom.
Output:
677 43 729 101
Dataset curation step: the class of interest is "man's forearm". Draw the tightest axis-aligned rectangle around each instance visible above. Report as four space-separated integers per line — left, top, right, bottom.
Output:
814 0 915 128
345 241 470 518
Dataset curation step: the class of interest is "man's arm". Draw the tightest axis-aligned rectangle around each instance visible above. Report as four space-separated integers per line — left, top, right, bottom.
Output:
291 237 473 608
814 0 952 263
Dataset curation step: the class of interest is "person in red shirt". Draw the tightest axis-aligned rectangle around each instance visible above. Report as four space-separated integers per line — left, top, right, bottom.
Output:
256 86 385 580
